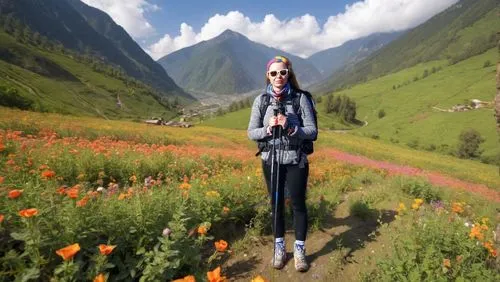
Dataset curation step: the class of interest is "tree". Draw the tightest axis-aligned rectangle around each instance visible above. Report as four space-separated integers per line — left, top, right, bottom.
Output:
456 129 484 159
324 94 334 114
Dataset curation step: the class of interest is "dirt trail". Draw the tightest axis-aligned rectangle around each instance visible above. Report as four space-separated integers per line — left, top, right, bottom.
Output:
324 148 500 203
224 194 396 282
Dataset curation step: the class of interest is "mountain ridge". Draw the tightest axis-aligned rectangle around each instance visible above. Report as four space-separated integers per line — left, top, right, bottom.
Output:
0 0 193 101
313 0 498 93
158 29 322 96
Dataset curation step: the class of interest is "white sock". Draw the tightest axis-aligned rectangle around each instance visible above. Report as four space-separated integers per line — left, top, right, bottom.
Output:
295 240 305 248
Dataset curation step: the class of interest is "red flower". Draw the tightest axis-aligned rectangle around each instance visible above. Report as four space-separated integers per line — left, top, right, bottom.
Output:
41 170 56 179
98 244 116 255
19 208 38 218
8 189 23 199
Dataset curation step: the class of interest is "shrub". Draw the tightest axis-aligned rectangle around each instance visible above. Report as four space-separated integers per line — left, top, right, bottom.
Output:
400 178 441 203
456 129 484 159
424 143 436 151
483 60 492 68
378 109 386 119
407 139 419 149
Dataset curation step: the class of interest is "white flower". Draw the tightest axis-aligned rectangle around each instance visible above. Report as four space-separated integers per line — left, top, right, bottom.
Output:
96 187 105 192
162 227 172 237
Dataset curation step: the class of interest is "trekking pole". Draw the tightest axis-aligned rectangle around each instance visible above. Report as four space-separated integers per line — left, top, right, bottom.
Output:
270 106 279 267
274 104 284 245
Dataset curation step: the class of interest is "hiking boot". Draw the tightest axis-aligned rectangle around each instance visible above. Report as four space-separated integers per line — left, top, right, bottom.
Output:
294 244 309 272
272 241 286 269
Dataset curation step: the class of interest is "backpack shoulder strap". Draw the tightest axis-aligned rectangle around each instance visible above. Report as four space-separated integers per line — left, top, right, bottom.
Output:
258 93 271 126
291 90 302 116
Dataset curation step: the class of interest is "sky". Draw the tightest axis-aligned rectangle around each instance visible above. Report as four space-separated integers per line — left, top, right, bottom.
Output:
80 0 459 60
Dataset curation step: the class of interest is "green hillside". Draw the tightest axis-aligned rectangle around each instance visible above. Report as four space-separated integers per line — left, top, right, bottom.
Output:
202 48 499 163
329 48 499 161
0 31 177 120
0 0 193 100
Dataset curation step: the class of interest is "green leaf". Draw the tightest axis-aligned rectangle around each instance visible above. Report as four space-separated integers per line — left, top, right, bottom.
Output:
20 267 40 282
10 232 28 241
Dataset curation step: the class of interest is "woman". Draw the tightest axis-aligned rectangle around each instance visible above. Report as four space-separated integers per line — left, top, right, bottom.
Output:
247 55 317 272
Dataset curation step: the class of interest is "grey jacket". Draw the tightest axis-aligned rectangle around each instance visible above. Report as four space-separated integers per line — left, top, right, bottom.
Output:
247 90 317 165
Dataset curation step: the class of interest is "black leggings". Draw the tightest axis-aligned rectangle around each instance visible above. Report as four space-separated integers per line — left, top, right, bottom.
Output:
262 160 309 241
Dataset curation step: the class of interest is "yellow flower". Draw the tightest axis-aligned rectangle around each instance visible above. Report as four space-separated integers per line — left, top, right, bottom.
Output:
251 275 269 282
396 202 406 214
206 191 220 197
411 198 424 210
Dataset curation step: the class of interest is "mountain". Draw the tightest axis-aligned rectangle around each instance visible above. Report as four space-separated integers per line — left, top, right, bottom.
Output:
0 0 193 101
314 0 499 93
158 30 322 96
307 31 404 77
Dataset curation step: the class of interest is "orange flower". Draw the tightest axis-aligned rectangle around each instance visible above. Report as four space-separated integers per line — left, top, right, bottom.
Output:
483 241 497 257
198 225 207 235
251 275 269 282
8 189 23 199
41 170 56 179
19 208 38 218
129 175 137 183
469 225 484 241
76 196 89 207
207 266 227 282
93 273 106 282
451 202 464 214
172 275 196 282
442 258 451 268
56 243 80 260
179 182 192 190
56 186 66 195
0 214 4 223
215 240 228 252
222 206 230 215
0 176 4 184
98 244 116 255
66 188 79 199
117 193 128 200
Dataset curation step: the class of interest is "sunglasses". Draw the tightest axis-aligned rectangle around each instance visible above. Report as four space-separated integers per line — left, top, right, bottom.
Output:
268 69 289 77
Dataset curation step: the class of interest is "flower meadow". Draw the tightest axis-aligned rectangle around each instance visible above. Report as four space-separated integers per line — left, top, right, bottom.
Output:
0 109 499 281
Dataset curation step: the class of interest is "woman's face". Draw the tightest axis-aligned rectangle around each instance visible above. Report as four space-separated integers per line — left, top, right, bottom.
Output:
267 62 289 90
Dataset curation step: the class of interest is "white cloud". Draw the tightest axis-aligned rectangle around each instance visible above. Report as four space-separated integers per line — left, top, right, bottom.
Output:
153 0 459 59
81 0 159 38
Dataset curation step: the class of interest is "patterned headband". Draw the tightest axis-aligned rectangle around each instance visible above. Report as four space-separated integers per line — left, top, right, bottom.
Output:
266 55 292 71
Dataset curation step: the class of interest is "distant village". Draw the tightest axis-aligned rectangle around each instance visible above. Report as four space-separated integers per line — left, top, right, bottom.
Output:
433 99 492 112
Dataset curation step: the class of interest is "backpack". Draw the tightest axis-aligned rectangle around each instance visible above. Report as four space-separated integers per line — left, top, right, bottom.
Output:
256 90 318 155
